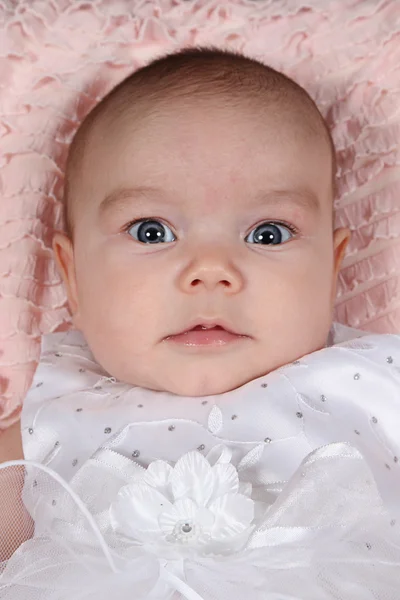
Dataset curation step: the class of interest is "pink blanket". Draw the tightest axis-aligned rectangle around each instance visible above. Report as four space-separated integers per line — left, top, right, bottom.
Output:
0 0 399 429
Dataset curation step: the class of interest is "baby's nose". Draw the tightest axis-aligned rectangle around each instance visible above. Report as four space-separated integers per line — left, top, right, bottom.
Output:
178 255 244 294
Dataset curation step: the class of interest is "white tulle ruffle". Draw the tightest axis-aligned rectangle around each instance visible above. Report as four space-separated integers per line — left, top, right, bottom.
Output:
0 440 399 600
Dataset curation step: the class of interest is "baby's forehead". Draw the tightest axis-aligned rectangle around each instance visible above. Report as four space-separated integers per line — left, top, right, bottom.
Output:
94 92 333 171
102 96 333 185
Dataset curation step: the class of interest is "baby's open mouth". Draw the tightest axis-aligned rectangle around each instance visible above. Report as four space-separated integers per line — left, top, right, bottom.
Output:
191 324 225 331
164 321 250 348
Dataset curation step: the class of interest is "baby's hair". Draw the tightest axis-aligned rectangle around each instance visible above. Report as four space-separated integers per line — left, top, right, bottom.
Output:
64 47 336 236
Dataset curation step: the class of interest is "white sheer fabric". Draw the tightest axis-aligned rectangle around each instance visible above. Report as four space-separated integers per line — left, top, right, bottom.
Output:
1 323 400 598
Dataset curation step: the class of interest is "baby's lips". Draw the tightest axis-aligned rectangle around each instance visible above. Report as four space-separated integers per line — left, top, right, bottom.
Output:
165 318 248 339
163 319 251 347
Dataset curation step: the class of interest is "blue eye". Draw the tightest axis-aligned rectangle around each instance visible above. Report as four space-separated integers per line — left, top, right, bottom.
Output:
245 222 295 246
127 219 176 244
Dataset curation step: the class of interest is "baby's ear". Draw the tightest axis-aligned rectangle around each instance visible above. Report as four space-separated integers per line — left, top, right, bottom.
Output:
331 227 351 302
52 232 80 327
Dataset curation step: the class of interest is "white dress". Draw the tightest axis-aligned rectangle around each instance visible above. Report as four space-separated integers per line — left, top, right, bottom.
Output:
1 323 400 599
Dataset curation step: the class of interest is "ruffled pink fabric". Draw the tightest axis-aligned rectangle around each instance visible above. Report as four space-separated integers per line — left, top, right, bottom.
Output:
0 0 399 428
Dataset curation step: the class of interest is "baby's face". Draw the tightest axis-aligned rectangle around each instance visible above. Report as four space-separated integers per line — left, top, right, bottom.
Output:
55 99 349 396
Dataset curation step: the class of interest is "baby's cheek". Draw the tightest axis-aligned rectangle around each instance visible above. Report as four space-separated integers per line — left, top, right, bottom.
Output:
291 259 334 321
77 260 162 351
260 251 333 343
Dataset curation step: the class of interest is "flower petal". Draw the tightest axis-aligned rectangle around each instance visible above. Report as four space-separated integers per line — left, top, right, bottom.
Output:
238 481 253 497
159 497 198 535
196 507 215 529
209 493 254 540
144 460 173 500
212 463 239 498
170 451 214 506
110 483 171 539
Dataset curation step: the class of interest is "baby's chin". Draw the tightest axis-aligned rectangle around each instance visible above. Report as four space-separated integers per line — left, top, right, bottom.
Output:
122 363 278 397
136 345 315 397
154 374 255 397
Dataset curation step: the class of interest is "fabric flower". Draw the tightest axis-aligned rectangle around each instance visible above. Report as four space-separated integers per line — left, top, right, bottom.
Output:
109 450 255 555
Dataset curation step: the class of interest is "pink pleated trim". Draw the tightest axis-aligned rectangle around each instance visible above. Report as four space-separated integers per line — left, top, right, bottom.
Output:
1 0 400 427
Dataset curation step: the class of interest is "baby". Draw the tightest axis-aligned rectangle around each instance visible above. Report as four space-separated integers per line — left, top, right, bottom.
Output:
1 48 400 599
0 46 350 454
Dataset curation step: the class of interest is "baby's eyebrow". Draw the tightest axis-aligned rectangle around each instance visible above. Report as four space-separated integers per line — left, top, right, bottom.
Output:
256 189 321 214
99 186 163 215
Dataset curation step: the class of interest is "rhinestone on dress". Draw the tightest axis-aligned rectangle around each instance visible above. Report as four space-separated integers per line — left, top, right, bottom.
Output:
371 416 378 424
366 543 372 550
76 408 83 412
132 450 140 458
387 356 394 364
394 457 399 463
320 395 326 402
28 428 33 435
264 437 272 443
182 523 192 533
168 425 175 431
296 412 303 419
72 459 78 467
261 383 268 388
231 414 238 420
201 400 208 405
354 373 360 380
197 444 205 451
138 404 143 408
354 430 360 435
104 427 112 434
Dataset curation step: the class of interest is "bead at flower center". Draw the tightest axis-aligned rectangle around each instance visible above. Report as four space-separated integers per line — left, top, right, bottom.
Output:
169 520 199 544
